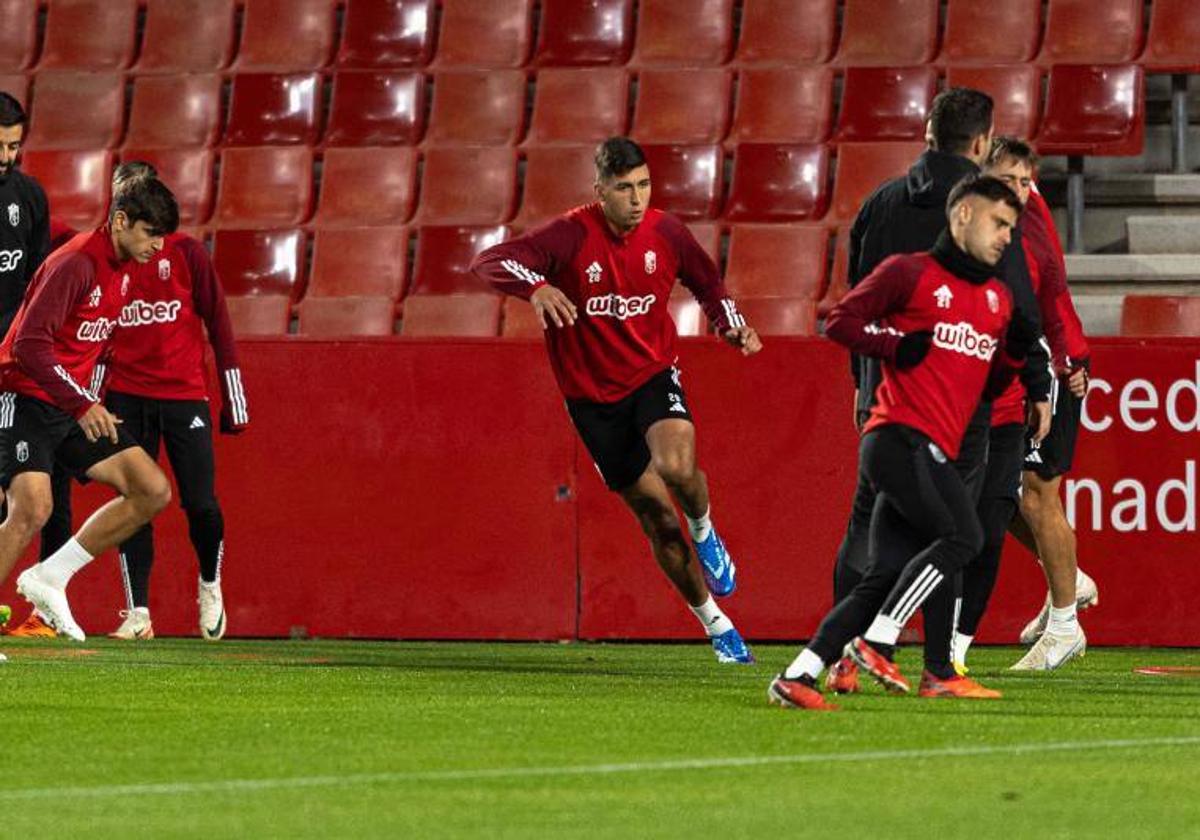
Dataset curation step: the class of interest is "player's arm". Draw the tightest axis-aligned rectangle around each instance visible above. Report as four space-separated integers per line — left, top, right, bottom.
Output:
183 237 248 434
997 226 1052 406
824 256 926 368
470 218 584 329
667 217 761 356
984 292 1039 402
28 181 51 275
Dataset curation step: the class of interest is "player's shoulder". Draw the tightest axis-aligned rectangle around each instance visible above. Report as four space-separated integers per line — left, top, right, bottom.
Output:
6 169 47 205
168 231 207 260
875 251 930 276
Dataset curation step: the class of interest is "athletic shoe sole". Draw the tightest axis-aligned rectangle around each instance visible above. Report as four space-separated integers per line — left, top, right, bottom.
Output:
15 571 84 642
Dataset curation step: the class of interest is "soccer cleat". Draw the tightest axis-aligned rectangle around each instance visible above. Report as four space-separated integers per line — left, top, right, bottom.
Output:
918 671 1002 699
824 656 860 694
952 660 970 677
1 609 58 638
768 674 839 711
710 627 754 663
0 652 6 662
198 580 226 640
1010 625 1087 671
15 567 84 642
108 608 155 641
846 637 910 693
1018 570 1100 645
693 529 736 597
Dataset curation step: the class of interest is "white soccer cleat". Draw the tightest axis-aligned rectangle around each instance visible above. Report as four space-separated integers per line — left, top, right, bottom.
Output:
1018 569 1100 645
198 579 226 641
15 566 85 642
0 652 7 662
1010 625 1087 671
108 608 154 641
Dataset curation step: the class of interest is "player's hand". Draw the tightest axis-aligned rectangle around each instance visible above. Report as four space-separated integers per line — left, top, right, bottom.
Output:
722 326 762 356
1065 366 1088 398
78 403 122 444
530 285 577 329
1028 399 1051 445
894 330 933 369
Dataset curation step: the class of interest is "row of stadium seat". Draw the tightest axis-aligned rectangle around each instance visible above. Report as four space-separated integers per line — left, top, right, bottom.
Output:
6 0 1200 73
0 63 1142 152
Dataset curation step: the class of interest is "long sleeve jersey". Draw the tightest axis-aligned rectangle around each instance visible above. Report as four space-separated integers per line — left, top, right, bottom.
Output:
472 203 745 403
0 168 50 338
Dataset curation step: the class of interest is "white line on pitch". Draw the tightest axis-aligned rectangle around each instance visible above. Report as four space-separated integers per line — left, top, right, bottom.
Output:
2 735 1198 802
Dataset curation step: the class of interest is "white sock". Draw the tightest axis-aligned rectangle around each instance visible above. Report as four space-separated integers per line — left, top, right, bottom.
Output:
130 606 149 618
39 538 93 589
1047 603 1078 636
199 578 221 592
783 648 825 681
686 507 713 542
952 632 974 664
864 613 904 647
689 596 733 637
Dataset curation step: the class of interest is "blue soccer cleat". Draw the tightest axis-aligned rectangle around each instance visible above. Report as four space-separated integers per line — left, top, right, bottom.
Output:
711 627 755 664
694 529 736 597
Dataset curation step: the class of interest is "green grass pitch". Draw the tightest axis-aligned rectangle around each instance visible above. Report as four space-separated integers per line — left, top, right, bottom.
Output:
1 639 1198 838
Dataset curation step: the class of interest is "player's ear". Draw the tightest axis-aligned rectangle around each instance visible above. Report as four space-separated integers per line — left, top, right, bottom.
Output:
593 179 604 201
111 210 126 232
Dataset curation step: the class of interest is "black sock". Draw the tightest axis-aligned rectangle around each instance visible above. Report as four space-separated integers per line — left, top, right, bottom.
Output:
188 506 225 583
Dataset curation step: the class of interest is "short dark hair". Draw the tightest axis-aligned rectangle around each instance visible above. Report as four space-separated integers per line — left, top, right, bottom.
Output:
946 173 1023 217
0 92 26 128
110 176 179 235
928 88 994 155
112 160 159 192
595 137 646 181
986 135 1039 170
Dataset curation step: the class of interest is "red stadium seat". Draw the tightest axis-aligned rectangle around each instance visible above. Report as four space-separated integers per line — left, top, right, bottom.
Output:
431 0 533 69
1039 0 1143 65
410 226 510 295
20 149 113 229
226 295 291 335
501 296 544 338
722 143 830 223
534 0 634 67
734 297 817 335
727 66 833 146
525 68 629 146
938 0 1041 66
338 0 434 68
212 228 307 298
125 74 224 149
424 71 527 146
414 146 518 225
686 223 721 265
629 0 734 67
323 72 424 147
137 0 236 73
223 73 322 146
834 66 938 143
308 227 409 299
631 69 732 145
0 0 38 71
640 144 723 220
733 0 836 66
39 0 137 70
212 146 314 228
724 225 828 299
400 294 502 336
26 72 124 150
1037 65 1144 156
816 230 850 317
670 298 707 336
832 0 938 66
120 148 215 226
513 145 598 229
235 0 337 71
1121 296 1200 337
946 65 1042 140
827 141 924 226
0 74 29 106
1141 0 1200 73
313 147 417 227
298 296 397 336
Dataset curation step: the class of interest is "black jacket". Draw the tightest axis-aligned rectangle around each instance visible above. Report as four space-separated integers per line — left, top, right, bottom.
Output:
845 149 1051 421
0 167 50 339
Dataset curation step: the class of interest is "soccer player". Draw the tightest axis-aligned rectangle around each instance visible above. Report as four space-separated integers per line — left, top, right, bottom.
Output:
472 137 760 663
0 177 180 642
95 162 247 641
824 89 1051 695
769 176 1035 710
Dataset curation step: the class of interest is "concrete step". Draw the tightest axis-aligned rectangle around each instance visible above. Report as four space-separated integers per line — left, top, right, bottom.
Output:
1039 125 1200 176
1039 174 1200 206
1072 295 1124 337
1066 254 1200 294
1127 216 1200 253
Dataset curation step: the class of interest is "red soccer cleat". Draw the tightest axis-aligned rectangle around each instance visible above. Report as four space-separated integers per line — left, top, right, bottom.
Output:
918 671 1002 699
824 656 860 694
768 675 839 711
846 637 910 693
1 610 57 638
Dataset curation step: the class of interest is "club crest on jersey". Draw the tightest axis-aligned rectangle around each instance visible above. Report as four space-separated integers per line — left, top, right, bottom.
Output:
87 285 102 308
586 261 603 284
933 284 954 309
15 440 27 463
644 250 657 274
986 288 1000 314
6 203 17 226
158 258 171 281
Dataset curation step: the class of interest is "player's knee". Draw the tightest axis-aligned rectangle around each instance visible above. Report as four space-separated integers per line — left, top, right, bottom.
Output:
9 495 51 536
133 470 172 516
651 451 695 487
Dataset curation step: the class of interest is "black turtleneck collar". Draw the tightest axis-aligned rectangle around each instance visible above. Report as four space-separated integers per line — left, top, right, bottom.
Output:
930 229 995 285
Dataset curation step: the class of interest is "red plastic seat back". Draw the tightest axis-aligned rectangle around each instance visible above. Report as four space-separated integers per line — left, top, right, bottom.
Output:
324 71 424 146
120 148 216 226
723 143 830 223
1141 0 1200 73
126 74 224 149
513 145 599 229
40 0 137 70
734 297 817 336
432 0 533 68
425 71 527 146
734 0 836 65
26 72 125 149
337 0 435 68
1037 65 1144 157
832 0 938 66
828 142 924 225
526 68 629 146
314 147 418 227
632 69 732 145
534 0 634 66
401 295 502 336
1039 0 1143 64
641 144 724 220
410 226 510 295
213 146 314 228
728 66 833 146
138 0 236 72
724 225 829 299
226 295 291 335
946 66 1042 141
630 0 735 66
21 149 114 228
298 296 397 336
213 228 307 299
224 73 322 146
0 0 39 71
1121 296 1200 337
236 0 337 71
834 66 939 143
308 227 410 299
415 146 518 225
940 0 1041 65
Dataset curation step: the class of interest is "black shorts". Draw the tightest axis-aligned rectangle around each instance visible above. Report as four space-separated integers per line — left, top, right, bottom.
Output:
1024 383 1083 480
982 422 1026 504
566 367 694 491
0 393 138 489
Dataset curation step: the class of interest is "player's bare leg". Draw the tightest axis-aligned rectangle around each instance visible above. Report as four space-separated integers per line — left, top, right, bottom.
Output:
0 472 52 582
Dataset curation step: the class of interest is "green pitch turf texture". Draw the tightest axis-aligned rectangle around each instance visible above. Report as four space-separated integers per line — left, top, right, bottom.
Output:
1 640 1198 838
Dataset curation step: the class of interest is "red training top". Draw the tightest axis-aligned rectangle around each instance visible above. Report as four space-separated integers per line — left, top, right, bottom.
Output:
472 203 744 403
826 252 1018 459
